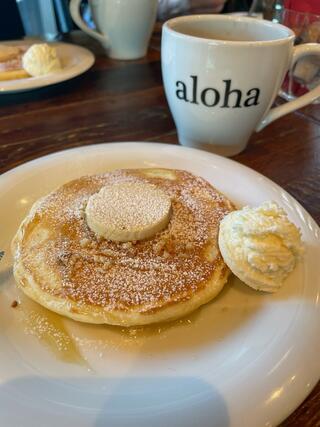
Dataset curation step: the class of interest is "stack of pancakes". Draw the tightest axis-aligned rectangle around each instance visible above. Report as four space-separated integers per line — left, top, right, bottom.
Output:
12 168 234 326
0 45 29 81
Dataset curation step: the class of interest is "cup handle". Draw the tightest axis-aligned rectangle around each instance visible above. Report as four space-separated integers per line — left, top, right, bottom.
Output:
69 0 108 45
256 43 320 132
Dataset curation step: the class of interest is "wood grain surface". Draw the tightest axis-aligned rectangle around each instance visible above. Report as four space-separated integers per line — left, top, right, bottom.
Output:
0 4 319 426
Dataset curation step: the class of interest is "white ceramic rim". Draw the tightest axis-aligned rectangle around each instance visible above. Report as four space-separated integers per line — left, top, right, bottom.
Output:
163 14 295 46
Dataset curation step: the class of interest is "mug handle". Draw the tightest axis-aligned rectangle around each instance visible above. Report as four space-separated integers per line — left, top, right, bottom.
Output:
69 0 108 45
256 43 320 132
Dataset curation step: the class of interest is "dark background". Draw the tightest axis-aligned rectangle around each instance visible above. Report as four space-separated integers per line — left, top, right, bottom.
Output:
0 0 251 41
0 0 24 40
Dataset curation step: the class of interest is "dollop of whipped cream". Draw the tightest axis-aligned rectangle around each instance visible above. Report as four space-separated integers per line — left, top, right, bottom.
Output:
22 43 62 77
218 201 304 292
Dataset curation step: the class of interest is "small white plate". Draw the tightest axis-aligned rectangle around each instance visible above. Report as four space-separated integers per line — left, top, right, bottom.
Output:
0 41 94 93
0 142 319 427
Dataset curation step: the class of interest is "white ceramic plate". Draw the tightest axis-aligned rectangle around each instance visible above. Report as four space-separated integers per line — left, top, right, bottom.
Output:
0 143 319 427
0 41 94 93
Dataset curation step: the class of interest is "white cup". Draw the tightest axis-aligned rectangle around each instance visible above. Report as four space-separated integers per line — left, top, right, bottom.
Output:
70 0 158 60
161 15 320 156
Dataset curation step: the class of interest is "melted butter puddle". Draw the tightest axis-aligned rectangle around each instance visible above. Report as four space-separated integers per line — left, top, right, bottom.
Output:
16 295 86 366
13 294 204 361
119 309 201 339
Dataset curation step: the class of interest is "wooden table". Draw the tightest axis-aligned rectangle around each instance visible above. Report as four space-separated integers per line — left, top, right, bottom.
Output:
0 12 319 427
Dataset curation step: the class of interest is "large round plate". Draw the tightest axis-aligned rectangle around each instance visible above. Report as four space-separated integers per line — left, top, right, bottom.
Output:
0 142 319 427
0 41 94 93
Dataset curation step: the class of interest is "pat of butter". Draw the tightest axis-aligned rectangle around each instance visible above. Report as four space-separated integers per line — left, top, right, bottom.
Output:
85 182 172 242
22 43 62 77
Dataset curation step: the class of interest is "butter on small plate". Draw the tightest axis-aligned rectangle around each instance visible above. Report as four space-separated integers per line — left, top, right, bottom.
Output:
0 40 94 93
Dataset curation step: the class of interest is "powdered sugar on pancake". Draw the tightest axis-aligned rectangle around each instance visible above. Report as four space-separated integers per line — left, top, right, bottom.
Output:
15 169 234 314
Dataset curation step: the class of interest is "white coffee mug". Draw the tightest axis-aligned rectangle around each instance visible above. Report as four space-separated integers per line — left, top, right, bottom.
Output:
161 15 320 156
70 0 158 60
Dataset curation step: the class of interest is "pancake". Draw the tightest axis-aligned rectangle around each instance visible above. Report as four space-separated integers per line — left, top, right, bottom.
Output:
0 45 29 81
11 168 234 326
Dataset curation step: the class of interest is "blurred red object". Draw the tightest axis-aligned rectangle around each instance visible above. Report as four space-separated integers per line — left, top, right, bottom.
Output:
280 2 320 102
282 2 320 42
283 0 320 14
282 74 308 97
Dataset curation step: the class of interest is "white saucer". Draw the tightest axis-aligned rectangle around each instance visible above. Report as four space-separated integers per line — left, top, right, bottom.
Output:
0 41 94 93
0 142 319 427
